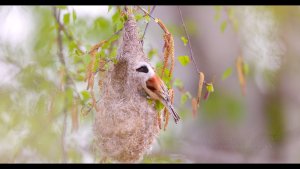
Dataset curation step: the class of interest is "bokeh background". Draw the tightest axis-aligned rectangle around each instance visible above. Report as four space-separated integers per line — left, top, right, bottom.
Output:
1 6 300 163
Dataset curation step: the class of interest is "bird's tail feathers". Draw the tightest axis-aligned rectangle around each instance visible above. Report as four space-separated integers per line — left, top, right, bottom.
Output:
163 101 180 124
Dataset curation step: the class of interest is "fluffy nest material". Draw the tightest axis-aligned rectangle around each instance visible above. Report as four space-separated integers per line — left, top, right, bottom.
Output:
93 14 160 163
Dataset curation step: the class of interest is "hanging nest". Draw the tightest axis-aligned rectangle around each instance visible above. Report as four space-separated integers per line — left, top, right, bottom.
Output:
93 13 160 163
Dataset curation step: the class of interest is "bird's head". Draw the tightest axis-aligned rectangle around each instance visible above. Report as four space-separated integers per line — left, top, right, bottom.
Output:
134 61 156 82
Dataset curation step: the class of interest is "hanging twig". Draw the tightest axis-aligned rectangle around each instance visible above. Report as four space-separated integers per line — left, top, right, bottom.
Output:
52 7 82 101
137 6 156 20
53 6 68 163
141 6 156 41
177 6 200 74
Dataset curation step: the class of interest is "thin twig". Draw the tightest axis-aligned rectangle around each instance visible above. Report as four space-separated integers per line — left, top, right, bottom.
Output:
54 12 84 55
138 6 210 87
177 6 200 73
177 7 212 86
141 6 156 40
53 6 67 163
52 7 82 100
137 6 156 20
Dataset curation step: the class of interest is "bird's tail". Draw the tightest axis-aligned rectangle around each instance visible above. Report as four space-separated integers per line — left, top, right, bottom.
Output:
163 101 180 124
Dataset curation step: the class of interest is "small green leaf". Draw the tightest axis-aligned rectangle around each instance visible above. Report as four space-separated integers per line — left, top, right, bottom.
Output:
108 6 113 13
214 6 222 12
220 21 227 33
63 13 70 25
214 13 221 21
181 92 192 105
181 36 188 46
72 9 77 22
110 34 120 42
144 15 150 23
94 17 110 29
75 74 85 81
81 91 91 103
57 6 67 10
109 47 117 58
68 41 77 52
178 55 190 66
116 22 124 31
206 83 214 93
155 101 165 111
243 63 250 75
148 49 157 59
214 6 222 21
173 79 183 88
222 67 232 80
135 13 143 21
112 10 120 24
83 55 91 65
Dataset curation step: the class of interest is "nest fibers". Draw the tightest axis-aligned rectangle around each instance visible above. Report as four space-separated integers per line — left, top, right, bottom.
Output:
93 14 160 163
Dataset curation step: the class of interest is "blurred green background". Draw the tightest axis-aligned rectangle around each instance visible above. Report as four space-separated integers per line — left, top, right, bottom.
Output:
0 6 300 163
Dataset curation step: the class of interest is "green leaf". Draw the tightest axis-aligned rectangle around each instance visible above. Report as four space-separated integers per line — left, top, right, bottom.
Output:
75 74 85 81
57 6 67 10
135 13 143 21
82 55 91 65
220 21 227 33
144 15 150 23
243 63 250 75
214 13 221 21
162 72 172 88
181 92 192 105
148 49 157 59
214 6 222 12
173 79 183 88
116 21 124 31
214 6 222 21
73 54 82 64
206 83 214 93
94 17 110 29
110 34 120 42
72 9 77 22
109 47 118 58
108 6 113 13
155 101 165 111
112 10 120 24
68 41 77 52
181 36 188 46
178 55 190 66
63 13 70 25
222 67 232 80
81 91 91 103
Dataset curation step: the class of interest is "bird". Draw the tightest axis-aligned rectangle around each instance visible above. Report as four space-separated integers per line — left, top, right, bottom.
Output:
135 61 180 124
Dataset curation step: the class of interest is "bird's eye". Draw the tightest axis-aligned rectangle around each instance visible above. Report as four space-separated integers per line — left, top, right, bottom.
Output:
136 65 149 73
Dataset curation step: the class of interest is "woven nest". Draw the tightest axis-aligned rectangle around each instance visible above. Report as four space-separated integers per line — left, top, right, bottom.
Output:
93 14 160 163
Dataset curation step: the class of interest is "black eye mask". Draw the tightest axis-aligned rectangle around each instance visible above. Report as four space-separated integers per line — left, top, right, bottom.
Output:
136 66 149 73
136 65 149 73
